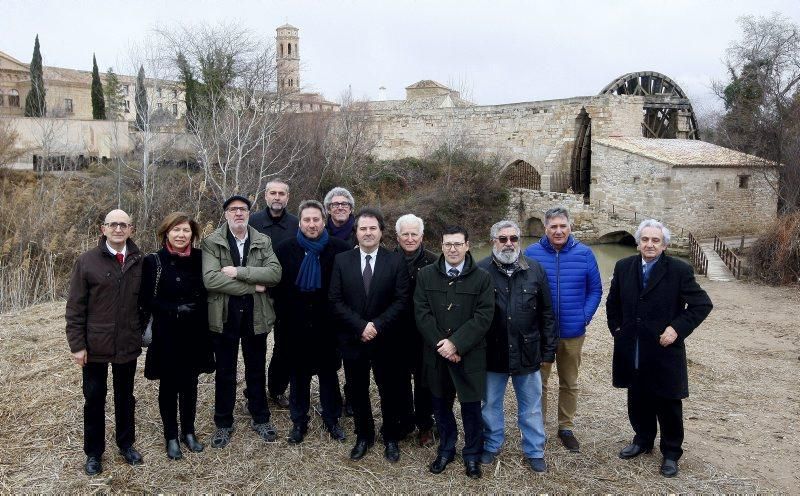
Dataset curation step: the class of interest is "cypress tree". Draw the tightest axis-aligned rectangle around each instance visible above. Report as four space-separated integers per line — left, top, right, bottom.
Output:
176 52 198 130
135 65 148 131
103 67 124 119
91 54 106 119
24 35 47 117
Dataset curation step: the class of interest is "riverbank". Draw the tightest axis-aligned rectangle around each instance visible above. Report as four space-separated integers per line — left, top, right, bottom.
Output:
0 279 797 492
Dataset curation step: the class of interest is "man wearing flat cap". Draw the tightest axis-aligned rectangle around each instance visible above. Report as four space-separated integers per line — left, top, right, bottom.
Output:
202 195 282 448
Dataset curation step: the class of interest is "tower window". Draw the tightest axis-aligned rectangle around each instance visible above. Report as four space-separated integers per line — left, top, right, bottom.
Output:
288 43 292 55
289 78 293 87
280 44 283 57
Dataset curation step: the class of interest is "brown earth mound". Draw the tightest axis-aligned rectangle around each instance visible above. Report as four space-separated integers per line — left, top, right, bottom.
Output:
0 280 797 492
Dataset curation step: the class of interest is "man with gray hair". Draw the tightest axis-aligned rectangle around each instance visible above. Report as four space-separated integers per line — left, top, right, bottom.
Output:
524 206 602 452
478 220 557 473
607 219 712 478
394 213 437 446
324 187 357 247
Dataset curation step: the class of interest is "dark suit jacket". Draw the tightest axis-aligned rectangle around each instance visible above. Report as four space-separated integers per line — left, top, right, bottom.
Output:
606 254 713 399
329 246 411 359
249 209 299 248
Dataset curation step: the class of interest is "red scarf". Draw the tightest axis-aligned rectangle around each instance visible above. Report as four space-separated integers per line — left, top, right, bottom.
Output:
166 241 192 257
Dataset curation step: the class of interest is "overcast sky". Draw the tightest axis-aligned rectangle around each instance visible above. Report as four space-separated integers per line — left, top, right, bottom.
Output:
5 0 800 118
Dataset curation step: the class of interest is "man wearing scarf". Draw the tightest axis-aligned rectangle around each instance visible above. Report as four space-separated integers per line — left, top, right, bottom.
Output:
323 186 357 247
272 200 350 444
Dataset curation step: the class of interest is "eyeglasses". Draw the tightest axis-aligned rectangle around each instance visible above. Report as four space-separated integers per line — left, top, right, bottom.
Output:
442 242 466 250
329 202 351 209
104 222 132 230
226 206 250 213
496 235 519 244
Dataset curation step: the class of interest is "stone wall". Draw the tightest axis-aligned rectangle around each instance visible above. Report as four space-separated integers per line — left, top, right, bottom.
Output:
368 94 643 189
591 142 777 237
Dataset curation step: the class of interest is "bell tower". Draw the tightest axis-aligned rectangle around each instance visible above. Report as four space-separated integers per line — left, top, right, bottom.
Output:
276 24 300 91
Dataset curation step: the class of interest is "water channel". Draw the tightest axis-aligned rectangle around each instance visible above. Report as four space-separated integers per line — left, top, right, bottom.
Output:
469 237 637 282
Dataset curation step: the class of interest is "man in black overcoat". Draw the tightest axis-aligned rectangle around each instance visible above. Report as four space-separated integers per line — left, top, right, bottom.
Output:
273 200 350 444
607 219 712 478
329 207 411 463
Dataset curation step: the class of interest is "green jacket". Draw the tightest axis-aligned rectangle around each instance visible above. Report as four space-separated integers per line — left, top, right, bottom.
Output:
201 224 282 334
414 252 494 402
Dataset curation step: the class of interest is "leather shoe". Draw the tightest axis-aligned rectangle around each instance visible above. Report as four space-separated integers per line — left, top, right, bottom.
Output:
349 438 374 461
119 446 143 465
84 456 102 476
287 424 307 445
619 443 652 459
465 460 482 479
166 439 183 460
326 423 346 442
428 454 454 474
384 441 400 463
528 457 547 473
480 450 497 465
417 428 435 447
661 458 679 477
181 433 204 452
558 429 580 452
270 393 290 408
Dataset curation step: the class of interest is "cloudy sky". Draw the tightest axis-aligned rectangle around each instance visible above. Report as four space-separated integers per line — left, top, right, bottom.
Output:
5 0 800 117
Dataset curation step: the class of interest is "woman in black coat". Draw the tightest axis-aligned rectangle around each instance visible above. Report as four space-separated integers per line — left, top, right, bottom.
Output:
139 212 214 460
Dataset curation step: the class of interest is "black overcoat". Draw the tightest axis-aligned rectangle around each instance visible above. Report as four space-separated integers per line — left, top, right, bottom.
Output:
273 235 350 373
139 248 215 380
606 254 712 399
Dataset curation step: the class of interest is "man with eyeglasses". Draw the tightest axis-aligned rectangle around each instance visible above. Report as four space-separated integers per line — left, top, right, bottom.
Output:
202 195 282 449
323 187 357 247
66 209 144 476
477 220 557 473
414 226 494 479
249 179 299 409
394 214 437 447
523 206 602 453
329 207 411 463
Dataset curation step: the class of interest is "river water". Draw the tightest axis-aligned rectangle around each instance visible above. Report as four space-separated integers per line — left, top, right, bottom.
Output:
469 237 637 282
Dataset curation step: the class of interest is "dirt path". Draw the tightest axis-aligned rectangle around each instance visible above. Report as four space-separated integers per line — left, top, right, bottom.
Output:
0 280 797 492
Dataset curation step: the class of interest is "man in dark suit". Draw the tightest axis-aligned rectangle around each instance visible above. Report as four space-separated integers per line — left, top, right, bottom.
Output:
249 179 299 408
329 207 411 463
607 219 712 478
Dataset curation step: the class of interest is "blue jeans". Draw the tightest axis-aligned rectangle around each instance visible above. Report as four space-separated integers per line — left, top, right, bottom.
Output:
482 370 546 458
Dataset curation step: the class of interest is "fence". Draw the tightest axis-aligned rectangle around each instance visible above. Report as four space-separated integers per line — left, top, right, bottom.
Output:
688 232 708 275
714 235 743 279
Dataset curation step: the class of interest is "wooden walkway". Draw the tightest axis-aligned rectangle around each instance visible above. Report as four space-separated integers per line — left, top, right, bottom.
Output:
697 240 735 281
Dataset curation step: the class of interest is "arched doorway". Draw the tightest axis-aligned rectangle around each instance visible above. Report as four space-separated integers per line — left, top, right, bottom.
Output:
596 230 636 245
504 160 541 190
526 217 545 237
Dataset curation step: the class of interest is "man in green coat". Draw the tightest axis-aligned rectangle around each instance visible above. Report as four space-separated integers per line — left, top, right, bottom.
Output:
414 225 494 479
202 195 282 449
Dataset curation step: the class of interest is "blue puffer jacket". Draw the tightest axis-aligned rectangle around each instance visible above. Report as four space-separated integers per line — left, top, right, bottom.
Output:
524 235 602 339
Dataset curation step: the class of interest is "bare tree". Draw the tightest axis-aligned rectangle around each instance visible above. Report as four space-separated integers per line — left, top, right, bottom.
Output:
0 121 25 168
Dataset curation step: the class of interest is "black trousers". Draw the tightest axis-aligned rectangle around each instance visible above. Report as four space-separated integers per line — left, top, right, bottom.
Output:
431 392 482 462
401 356 434 432
82 360 136 457
289 367 342 428
159 373 199 440
267 326 290 397
627 381 684 461
343 355 403 443
213 331 270 428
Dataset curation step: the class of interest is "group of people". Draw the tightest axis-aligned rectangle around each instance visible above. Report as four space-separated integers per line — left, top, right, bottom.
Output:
65 180 712 481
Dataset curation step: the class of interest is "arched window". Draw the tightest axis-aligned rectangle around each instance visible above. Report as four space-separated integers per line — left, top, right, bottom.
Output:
503 160 541 190
280 44 284 57
288 43 292 55
289 78 293 87
8 89 20 107
0 89 4 107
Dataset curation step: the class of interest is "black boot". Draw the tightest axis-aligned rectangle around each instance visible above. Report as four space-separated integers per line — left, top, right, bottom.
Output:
166 439 183 460
181 433 204 453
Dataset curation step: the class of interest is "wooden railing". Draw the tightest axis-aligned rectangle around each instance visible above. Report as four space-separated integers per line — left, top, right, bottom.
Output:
688 232 708 275
714 235 743 279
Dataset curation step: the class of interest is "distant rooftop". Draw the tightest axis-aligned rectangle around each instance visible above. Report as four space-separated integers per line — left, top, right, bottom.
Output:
594 137 777 168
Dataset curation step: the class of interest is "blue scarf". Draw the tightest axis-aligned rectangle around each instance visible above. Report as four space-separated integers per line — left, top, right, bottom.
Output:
326 215 354 241
295 228 329 292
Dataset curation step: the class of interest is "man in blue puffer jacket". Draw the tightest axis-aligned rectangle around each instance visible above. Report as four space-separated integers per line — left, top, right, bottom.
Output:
524 206 602 453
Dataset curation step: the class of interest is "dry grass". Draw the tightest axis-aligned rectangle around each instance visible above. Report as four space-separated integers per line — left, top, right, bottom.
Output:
0 281 795 492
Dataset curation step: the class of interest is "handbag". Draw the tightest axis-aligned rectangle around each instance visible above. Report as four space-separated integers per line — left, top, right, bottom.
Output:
142 253 162 347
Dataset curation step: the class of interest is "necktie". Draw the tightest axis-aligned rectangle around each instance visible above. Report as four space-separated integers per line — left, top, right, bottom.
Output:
116 253 124 266
363 254 373 295
642 263 650 287
448 267 460 278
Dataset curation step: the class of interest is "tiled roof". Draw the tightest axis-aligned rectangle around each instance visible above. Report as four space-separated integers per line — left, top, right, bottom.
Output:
594 137 778 168
405 80 451 90
365 94 473 111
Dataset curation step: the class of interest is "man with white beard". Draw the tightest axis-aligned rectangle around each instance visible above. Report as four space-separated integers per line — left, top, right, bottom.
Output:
477 220 557 473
